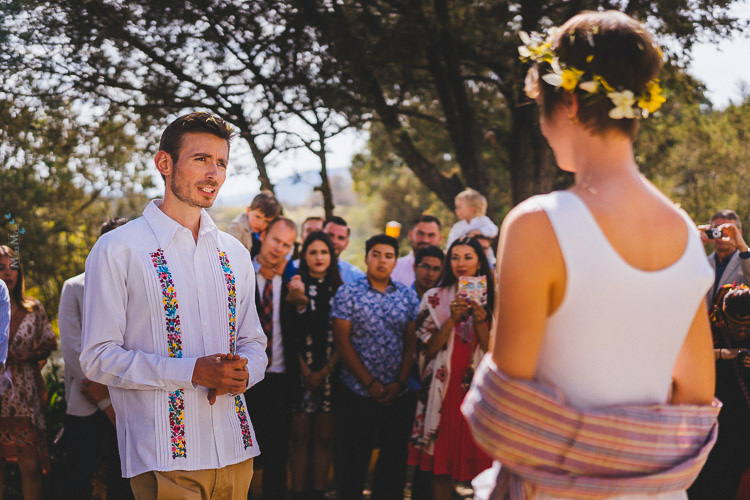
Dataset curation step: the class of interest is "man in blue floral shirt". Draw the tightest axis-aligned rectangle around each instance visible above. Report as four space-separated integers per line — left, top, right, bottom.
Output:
331 233 420 500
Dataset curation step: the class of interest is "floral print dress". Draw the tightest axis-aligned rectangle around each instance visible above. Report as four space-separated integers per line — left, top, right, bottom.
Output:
290 273 338 413
0 300 56 473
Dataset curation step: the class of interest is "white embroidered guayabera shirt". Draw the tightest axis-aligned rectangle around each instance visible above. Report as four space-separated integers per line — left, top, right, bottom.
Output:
81 200 268 478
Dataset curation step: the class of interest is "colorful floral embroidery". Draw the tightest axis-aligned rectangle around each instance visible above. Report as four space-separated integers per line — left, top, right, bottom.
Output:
150 249 187 459
218 249 253 449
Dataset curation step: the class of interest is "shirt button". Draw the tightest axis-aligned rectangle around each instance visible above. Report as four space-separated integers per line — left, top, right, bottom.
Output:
203 322 208 327
215 425 219 431
199 289 204 294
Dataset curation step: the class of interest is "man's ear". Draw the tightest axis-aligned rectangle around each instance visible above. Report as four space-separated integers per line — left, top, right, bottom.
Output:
155 151 173 179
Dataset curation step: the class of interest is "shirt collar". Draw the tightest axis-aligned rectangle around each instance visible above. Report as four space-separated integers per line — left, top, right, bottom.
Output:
143 199 217 249
364 275 398 294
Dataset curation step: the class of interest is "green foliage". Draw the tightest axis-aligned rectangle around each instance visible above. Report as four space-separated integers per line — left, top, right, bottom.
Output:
0 97 153 318
637 92 750 226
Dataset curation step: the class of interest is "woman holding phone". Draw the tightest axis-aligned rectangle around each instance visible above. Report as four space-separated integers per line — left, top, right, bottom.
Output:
409 235 494 500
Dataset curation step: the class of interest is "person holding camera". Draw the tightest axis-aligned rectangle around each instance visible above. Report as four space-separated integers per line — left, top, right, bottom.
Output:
700 209 750 305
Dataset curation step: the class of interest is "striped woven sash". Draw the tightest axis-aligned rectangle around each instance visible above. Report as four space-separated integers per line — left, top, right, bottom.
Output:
461 355 721 499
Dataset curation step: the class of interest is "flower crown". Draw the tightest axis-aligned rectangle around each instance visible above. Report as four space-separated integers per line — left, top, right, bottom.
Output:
518 28 665 119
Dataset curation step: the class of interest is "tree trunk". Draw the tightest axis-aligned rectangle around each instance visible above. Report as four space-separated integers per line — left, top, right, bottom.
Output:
508 103 554 205
315 135 336 219
241 131 275 192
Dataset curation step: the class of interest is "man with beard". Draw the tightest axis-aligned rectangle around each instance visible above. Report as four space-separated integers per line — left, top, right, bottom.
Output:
81 112 268 499
391 216 443 286
700 209 750 305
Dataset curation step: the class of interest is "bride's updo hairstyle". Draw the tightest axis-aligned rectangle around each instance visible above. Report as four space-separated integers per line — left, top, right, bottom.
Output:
524 11 663 140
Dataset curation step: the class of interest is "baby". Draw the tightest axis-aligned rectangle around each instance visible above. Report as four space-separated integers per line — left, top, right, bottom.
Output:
446 188 498 248
227 190 283 258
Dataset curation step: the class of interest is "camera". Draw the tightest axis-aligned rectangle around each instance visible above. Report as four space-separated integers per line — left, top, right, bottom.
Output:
705 227 723 239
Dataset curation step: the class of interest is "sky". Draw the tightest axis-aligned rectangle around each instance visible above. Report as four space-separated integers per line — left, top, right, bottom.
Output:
216 6 750 205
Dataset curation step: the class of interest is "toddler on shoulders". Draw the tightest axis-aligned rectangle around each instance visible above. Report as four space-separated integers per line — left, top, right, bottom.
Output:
447 188 498 248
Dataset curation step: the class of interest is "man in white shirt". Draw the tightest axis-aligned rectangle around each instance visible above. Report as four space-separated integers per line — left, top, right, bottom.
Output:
391 215 443 286
60 217 131 499
81 112 268 500
324 216 365 283
244 216 298 500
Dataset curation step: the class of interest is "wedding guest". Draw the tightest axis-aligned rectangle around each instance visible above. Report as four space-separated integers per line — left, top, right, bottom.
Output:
0 245 57 500
59 217 132 499
245 216 299 500
392 215 443 286
412 245 445 300
332 234 420 500
287 231 343 500
409 236 493 500
446 189 498 248
228 190 283 258
324 216 365 283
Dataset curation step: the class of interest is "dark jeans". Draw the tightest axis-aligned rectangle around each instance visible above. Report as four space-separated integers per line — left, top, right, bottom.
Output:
334 386 416 500
245 372 294 500
63 411 133 500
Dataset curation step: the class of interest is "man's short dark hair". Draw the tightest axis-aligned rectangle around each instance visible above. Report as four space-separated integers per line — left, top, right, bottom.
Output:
100 217 129 236
303 216 325 226
250 191 283 218
711 210 742 231
158 112 236 181
413 214 442 229
266 216 297 235
414 245 445 266
365 234 399 256
325 215 351 236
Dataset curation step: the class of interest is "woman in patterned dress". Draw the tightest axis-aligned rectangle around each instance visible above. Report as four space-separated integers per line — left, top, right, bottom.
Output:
0 245 57 500
409 236 494 500
287 231 343 500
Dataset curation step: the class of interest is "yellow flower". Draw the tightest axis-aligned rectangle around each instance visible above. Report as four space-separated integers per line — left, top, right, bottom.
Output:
560 67 584 92
594 75 614 93
638 79 666 117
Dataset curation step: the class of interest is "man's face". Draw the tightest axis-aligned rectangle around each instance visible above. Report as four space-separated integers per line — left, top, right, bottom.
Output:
247 208 274 234
324 222 349 256
365 243 397 281
260 222 297 267
302 219 324 242
166 132 228 209
712 217 738 257
414 256 443 291
409 222 442 251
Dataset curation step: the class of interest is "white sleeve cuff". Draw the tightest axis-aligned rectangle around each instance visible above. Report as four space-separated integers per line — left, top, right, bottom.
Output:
165 357 198 388
96 396 112 410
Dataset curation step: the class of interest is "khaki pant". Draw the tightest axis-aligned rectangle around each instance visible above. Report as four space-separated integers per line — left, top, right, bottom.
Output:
130 458 253 500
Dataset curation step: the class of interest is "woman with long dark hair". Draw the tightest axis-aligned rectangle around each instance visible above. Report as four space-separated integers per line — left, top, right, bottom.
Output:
0 245 57 500
409 235 494 500
287 231 343 500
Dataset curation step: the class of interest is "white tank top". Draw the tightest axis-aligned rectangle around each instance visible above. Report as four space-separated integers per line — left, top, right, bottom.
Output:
532 191 713 410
